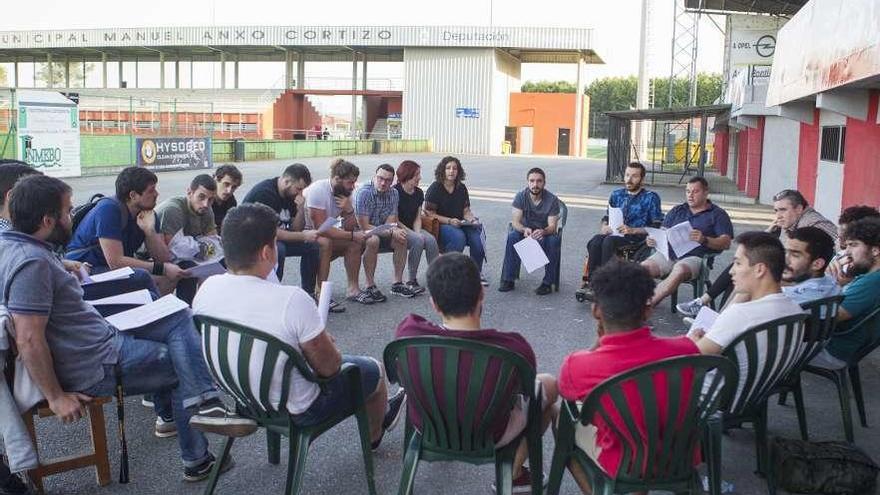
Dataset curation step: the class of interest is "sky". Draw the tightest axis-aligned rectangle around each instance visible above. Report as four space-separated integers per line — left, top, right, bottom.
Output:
0 0 726 114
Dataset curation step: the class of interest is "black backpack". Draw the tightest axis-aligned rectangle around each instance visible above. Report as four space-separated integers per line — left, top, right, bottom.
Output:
71 193 107 234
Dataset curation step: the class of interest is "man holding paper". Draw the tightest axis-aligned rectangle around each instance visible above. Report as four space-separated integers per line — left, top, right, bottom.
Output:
155 174 221 304
583 162 663 292
642 176 733 308
193 203 406 450
499 167 561 295
0 175 256 482
242 164 321 296
354 164 418 299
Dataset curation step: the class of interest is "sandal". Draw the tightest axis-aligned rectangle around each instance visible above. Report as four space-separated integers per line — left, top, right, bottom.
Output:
347 289 377 305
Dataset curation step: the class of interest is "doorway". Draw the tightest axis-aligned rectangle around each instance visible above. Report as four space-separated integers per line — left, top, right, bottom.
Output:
557 128 570 156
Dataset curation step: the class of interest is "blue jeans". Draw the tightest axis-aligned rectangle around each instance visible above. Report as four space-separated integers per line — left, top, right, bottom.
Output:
80 308 221 468
277 240 320 295
292 355 381 426
83 267 160 317
501 229 561 286
439 224 485 269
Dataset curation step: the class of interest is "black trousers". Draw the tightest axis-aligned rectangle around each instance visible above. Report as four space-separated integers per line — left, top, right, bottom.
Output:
586 233 646 280
0 458 10 485
706 262 733 299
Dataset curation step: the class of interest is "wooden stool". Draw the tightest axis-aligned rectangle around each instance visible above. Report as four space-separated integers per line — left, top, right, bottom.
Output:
21 397 112 493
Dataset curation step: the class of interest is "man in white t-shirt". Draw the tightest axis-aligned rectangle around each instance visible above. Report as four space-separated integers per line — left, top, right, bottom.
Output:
690 232 804 376
193 203 405 449
303 159 377 304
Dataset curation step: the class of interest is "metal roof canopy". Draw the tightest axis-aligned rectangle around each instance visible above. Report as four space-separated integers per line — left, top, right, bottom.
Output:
684 0 807 16
604 104 731 183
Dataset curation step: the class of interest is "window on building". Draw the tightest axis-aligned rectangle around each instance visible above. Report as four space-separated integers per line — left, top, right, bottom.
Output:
820 125 846 162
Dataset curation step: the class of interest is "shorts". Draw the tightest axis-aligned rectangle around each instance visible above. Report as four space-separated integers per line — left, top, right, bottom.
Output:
378 235 394 252
293 355 382 426
495 379 547 448
645 252 703 279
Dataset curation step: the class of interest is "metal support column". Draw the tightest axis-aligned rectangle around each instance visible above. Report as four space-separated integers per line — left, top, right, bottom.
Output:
134 57 139 88
159 52 165 89
233 56 239 89
13 58 18 88
46 53 53 88
220 51 226 89
296 51 305 89
351 51 358 138
284 50 293 89
175 59 180 88
118 60 123 88
101 53 107 88
697 112 708 176
64 57 70 88
361 53 369 137
573 55 584 156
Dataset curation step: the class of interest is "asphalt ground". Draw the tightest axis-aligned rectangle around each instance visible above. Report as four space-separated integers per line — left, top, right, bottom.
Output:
24 153 880 494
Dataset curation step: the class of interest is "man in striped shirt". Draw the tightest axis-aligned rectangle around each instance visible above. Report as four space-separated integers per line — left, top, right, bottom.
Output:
354 164 417 299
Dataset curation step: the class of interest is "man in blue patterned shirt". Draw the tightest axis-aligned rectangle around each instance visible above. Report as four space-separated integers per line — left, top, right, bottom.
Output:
584 162 663 284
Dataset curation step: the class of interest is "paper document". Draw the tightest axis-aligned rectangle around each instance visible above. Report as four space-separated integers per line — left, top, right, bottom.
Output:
645 227 669 260
317 281 333 328
667 221 701 258
317 217 340 234
87 289 153 306
607 207 624 237
82 267 134 285
513 236 550 273
186 259 226 279
106 294 189 331
688 307 719 337
365 223 397 238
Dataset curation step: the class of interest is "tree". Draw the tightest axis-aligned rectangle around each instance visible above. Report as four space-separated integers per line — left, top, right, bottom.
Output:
520 80 577 93
36 61 94 87
0 66 7 87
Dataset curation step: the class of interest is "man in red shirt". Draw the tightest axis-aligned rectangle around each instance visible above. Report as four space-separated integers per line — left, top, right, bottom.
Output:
559 260 699 492
396 253 558 494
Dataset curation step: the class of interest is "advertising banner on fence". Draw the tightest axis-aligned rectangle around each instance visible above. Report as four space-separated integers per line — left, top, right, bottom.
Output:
136 137 212 172
16 90 82 178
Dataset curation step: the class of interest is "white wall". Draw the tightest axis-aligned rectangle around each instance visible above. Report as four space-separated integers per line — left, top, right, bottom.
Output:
759 116 800 204
490 49 521 155
813 109 846 220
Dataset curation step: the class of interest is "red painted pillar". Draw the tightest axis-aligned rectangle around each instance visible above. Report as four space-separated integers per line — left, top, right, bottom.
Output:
841 90 880 209
744 117 764 198
713 130 729 176
797 109 820 206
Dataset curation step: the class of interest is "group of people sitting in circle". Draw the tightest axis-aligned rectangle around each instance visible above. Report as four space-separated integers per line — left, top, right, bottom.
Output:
0 154 879 494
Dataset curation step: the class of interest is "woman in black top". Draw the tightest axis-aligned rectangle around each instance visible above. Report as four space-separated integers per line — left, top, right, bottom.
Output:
394 160 439 293
424 156 487 284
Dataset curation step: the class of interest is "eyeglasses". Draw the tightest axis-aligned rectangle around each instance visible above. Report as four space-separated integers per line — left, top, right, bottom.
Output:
376 175 394 184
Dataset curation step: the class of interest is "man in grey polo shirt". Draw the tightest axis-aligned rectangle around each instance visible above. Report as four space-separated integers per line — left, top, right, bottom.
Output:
354 164 417 300
0 175 255 482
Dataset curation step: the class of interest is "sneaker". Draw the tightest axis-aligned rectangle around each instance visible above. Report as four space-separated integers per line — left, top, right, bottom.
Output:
328 298 346 313
498 280 515 292
189 399 258 438
405 280 426 295
366 285 387 303
154 415 177 438
347 288 377 305
141 395 155 408
0 472 33 495
534 283 553 296
183 452 234 483
676 297 705 317
491 466 547 494
390 282 417 298
480 275 490 287
683 317 695 327
371 389 407 451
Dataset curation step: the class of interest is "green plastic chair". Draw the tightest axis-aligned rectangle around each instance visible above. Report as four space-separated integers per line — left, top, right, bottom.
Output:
774 295 844 441
546 355 736 495
193 315 377 495
719 313 808 482
508 199 567 291
383 336 543 495
670 253 716 314
801 304 880 442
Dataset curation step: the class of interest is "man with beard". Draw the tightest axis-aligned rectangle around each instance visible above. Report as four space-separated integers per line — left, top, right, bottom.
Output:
155 174 220 305
583 162 663 294
66 167 189 296
811 218 880 370
499 167 562 295
0 175 256 482
304 159 372 305
781 227 840 304
211 165 242 234
242 164 321 297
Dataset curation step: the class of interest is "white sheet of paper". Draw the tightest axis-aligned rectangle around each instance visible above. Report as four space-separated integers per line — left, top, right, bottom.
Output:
607 207 624 237
87 289 153 306
82 267 134 285
106 294 188 331
365 223 397 238
317 217 340 234
317 281 333 328
645 227 669 260
186 259 226 279
513 236 550 273
667 221 701 258
688 306 719 337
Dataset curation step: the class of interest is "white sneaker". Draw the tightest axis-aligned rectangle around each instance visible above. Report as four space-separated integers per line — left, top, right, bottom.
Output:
676 298 704 317
154 416 177 438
